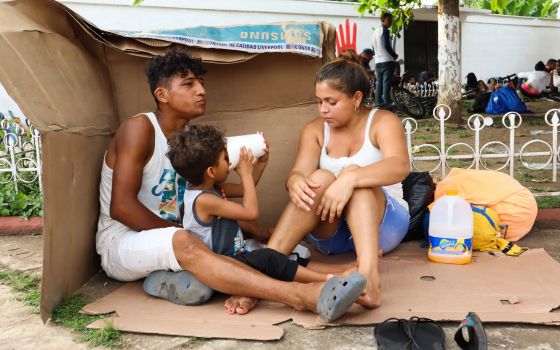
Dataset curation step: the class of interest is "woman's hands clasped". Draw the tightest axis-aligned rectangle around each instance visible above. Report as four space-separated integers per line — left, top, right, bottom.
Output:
287 175 321 212
316 174 354 223
288 164 358 222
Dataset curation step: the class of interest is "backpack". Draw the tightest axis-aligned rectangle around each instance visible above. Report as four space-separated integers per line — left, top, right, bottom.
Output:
471 205 525 256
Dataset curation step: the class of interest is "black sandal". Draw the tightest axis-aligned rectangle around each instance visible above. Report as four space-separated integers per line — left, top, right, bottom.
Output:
375 316 445 350
454 312 488 350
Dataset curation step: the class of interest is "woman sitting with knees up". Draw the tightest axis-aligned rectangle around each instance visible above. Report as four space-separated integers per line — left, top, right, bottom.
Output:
518 61 549 98
267 58 411 309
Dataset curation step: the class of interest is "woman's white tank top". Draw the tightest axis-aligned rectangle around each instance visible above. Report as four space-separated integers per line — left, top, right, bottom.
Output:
319 109 408 210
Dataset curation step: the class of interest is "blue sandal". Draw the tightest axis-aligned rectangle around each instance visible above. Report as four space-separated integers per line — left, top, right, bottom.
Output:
316 272 366 322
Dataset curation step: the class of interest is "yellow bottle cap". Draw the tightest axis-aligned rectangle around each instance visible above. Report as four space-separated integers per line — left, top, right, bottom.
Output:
445 189 458 196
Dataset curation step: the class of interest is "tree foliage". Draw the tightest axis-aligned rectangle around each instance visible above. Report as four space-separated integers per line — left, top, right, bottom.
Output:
461 0 559 18
355 0 423 38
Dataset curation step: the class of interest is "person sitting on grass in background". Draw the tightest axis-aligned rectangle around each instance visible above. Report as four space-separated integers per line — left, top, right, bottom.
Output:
518 61 549 99
547 59 560 97
464 72 478 99
166 124 363 314
469 80 491 113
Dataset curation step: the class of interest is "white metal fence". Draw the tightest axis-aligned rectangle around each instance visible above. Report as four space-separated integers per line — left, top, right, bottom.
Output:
1 107 559 197
403 105 560 197
0 118 42 193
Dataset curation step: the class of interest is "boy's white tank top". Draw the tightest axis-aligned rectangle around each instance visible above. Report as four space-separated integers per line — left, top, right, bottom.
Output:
96 112 184 254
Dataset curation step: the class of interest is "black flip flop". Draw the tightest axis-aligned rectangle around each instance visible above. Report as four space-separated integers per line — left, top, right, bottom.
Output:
374 316 445 350
454 312 488 350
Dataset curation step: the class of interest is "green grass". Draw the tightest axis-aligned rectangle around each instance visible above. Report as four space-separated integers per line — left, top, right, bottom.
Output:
458 130 470 138
52 294 122 348
0 268 122 348
0 269 41 313
536 196 560 209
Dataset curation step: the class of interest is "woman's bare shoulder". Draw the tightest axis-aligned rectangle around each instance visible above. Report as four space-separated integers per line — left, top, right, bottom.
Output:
302 116 324 134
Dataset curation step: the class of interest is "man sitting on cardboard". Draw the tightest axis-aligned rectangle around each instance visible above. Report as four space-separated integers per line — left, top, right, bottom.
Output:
95 49 364 321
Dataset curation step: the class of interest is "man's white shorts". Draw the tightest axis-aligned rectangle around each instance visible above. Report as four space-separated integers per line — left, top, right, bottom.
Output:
100 227 183 281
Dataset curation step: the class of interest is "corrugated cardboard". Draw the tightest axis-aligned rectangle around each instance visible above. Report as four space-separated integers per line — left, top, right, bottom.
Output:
293 246 560 328
0 0 333 327
82 246 560 340
82 282 294 341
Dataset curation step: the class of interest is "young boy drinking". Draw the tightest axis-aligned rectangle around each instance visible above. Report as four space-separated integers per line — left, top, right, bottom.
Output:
167 124 332 283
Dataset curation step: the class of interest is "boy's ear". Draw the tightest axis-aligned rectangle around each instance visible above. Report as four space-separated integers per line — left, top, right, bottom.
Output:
154 86 168 104
206 166 216 180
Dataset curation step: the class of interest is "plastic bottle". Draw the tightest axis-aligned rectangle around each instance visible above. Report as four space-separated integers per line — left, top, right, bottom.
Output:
428 189 473 264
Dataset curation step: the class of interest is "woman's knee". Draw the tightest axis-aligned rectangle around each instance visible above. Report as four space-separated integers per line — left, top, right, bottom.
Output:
309 169 336 188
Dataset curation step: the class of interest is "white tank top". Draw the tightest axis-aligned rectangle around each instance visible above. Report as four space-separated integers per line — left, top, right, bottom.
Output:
96 112 185 254
319 109 408 210
182 188 214 249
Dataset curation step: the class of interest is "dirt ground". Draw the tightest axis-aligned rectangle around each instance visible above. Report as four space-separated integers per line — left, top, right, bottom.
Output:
405 99 560 192
2 229 560 349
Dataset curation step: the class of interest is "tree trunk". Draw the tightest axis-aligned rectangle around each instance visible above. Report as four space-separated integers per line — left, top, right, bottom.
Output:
437 0 462 125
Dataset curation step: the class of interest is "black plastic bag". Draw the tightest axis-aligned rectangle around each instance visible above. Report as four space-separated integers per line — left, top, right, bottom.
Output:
402 172 435 241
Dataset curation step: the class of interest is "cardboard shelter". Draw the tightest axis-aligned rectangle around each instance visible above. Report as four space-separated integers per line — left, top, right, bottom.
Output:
0 0 336 321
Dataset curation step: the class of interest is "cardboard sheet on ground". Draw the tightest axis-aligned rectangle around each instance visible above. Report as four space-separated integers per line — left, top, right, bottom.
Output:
82 246 560 340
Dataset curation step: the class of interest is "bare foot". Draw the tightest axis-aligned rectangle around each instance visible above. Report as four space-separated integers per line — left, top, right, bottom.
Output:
355 280 381 309
224 296 259 315
294 281 324 312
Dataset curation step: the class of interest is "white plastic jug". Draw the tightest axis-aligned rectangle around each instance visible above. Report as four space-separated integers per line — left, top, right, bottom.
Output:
225 133 266 170
428 189 473 265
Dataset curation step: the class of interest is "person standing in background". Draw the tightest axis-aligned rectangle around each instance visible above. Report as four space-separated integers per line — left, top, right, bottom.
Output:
371 12 398 108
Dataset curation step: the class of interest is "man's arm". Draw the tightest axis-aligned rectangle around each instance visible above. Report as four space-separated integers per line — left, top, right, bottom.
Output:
382 28 398 60
110 117 178 231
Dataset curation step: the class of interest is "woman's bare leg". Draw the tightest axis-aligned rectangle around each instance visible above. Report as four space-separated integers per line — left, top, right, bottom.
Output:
267 169 336 254
226 170 336 314
344 187 386 308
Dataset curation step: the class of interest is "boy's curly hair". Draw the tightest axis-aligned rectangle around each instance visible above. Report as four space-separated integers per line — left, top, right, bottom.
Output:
145 48 207 105
167 125 226 186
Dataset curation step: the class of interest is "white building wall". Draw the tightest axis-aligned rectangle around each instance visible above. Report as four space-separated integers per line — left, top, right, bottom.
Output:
461 14 560 80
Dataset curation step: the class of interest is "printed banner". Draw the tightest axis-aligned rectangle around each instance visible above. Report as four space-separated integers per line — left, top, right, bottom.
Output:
116 23 323 57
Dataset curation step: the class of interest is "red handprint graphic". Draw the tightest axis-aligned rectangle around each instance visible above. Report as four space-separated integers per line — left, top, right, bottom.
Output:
335 19 357 56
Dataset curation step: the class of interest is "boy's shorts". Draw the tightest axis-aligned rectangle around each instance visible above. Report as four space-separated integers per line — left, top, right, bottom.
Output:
307 189 410 255
99 226 183 281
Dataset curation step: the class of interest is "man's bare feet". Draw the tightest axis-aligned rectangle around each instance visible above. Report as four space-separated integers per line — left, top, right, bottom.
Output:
355 280 381 309
224 296 259 315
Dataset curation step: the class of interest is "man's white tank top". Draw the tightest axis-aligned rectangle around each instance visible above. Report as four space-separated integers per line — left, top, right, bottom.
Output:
96 113 185 254
319 109 408 210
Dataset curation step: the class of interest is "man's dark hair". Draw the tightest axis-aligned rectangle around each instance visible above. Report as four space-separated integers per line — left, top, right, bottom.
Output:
167 125 226 186
546 58 557 67
535 61 546 72
380 12 393 21
316 59 371 107
145 48 207 105
362 48 374 56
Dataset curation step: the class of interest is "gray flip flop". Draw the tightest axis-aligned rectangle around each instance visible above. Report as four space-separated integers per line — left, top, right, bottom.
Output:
317 272 367 322
143 270 214 306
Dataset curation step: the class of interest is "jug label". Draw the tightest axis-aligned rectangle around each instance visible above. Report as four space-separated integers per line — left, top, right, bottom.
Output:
429 237 472 256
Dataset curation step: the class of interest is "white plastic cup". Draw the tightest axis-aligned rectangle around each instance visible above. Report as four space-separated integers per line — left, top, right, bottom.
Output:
226 133 266 169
